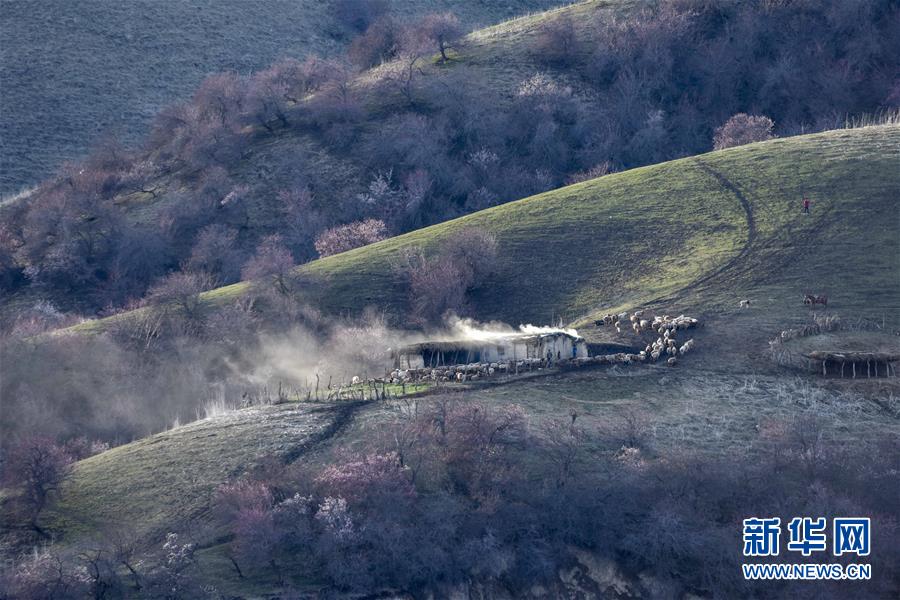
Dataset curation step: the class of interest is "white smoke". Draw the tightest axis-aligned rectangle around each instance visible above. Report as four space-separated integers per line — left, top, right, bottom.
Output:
443 315 581 341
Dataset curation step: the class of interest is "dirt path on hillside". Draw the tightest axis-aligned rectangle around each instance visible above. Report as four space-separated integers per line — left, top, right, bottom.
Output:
684 159 758 288
663 158 833 302
636 159 759 312
281 400 369 464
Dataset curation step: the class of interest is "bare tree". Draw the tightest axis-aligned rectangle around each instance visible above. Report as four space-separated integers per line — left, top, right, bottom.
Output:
2 436 74 533
309 59 363 123
241 234 296 294
373 50 426 106
440 227 498 285
184 224 241 283
394 228 498 325
414 12 463 62
147 271 216 324
396 248 466 325
192 72 245 128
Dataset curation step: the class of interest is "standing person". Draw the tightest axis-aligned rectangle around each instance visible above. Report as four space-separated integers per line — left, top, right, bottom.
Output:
546 348 553 366
802 197 811 214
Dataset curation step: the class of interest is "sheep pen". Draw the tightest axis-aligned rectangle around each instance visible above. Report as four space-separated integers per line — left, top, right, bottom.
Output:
768 314 900 378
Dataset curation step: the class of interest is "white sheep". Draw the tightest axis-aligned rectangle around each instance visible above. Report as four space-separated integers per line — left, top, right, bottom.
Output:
679 339 695 355
639 319 650 330
667 356 678 366
632 322 640 333
739 299 751 309
351 376 361 385
667 346 677 357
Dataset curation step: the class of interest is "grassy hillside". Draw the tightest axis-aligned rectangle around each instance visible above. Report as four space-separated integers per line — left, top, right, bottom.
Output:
0 0 563 195
48 402 360 543
10 0 899 328
302 126 900 325
85 0 623 229
25 126 900 595
69 124 900 337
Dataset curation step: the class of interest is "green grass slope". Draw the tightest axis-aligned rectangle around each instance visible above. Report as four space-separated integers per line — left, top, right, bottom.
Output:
71 124 899 336
47 402 358 544
0 0 563 196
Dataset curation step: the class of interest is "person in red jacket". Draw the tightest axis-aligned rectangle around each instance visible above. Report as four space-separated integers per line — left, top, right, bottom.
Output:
802 197 812 214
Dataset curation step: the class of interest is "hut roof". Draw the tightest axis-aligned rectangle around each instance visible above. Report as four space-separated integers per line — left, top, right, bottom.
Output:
398 331 582 354
804 351 900 362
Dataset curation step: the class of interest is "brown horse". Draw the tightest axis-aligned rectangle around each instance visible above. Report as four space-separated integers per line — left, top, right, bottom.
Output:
803 294 828 306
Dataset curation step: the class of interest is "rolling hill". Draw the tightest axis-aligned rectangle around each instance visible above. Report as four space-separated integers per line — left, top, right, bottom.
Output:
72 124 900 337
4 1 899 594
0 0 564 196
33 124 900 595
7 0 899 328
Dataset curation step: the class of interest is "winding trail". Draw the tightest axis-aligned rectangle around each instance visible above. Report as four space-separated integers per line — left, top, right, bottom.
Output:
642 159 758 310
685 158 758 289
281 400 368 464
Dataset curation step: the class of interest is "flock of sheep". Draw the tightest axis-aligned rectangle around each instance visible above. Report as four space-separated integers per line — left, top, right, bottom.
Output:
596 310 700 366
773 314 841 343
343 309 702 388
379 359 547 384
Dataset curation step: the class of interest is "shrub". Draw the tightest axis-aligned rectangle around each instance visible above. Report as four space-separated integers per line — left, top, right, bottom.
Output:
533 15 580 66
147 271 215 317
2 436 74 530
566 161 614 185
402 249 468 325
395 228 498 325
314 219 388 257
348 17 403 68
241 234 296 294
184 224 242 284
713 113 775 150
